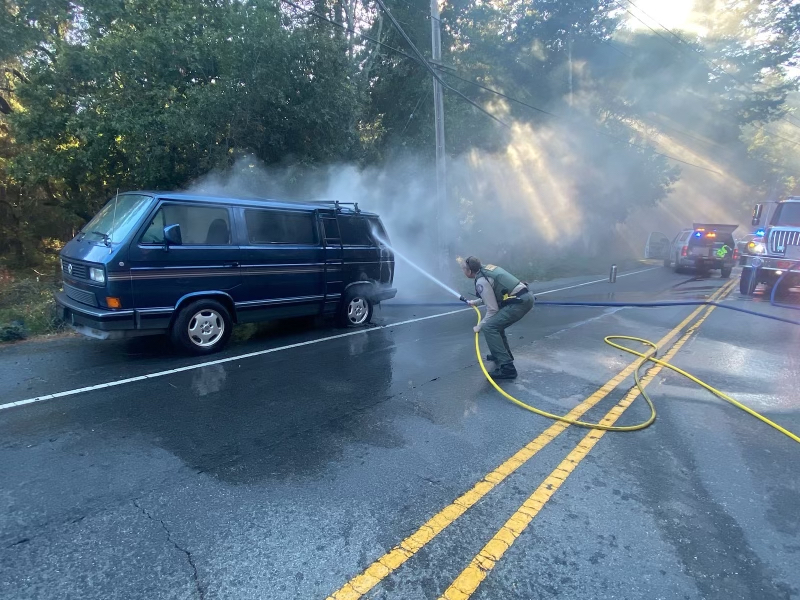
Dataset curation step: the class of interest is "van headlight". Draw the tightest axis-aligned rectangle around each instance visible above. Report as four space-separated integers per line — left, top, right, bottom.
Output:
89 267 106 283
748 241 765 254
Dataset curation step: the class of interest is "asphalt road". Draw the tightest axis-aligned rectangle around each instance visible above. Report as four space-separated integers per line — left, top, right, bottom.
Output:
1 264 798 600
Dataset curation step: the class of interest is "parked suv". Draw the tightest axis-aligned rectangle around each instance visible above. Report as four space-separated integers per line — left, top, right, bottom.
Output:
55 192 397 354
664 223 738 277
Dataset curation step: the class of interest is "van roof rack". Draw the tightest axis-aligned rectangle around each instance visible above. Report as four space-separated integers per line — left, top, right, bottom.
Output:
310 200 361 213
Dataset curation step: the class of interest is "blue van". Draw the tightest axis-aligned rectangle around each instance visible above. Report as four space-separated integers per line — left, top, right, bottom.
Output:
55 192 396 354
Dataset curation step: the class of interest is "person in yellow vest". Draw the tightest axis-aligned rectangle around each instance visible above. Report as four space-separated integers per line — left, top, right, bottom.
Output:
461 256 534 379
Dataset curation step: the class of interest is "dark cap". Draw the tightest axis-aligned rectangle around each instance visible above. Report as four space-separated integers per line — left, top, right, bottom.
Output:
465 256 482 272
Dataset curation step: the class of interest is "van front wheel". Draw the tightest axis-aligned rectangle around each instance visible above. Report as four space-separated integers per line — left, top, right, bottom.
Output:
171 299 232 354
339 287 374 327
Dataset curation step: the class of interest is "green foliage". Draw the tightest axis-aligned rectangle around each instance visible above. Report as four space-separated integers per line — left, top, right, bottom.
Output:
0 276 64 341
1 0 799 272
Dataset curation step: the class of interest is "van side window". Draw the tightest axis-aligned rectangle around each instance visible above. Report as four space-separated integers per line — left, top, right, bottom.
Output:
339 216 372 246
244 209 317 245
322 217 340 241
679 232 690 242
141 205 231 245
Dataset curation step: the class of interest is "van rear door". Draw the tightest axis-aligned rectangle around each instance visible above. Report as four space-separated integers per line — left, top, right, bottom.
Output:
337 213 382 287
128 201 242 328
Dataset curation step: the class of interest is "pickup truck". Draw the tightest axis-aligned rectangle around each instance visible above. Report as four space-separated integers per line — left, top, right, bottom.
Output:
664 223 738 278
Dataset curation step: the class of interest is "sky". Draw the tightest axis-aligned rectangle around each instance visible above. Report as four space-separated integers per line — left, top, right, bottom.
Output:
625 0 706 37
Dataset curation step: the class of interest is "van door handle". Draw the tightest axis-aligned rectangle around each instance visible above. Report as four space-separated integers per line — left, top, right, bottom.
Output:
224 262 240 268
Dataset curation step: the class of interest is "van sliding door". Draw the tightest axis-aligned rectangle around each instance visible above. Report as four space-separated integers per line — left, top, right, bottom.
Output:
235 207 325 322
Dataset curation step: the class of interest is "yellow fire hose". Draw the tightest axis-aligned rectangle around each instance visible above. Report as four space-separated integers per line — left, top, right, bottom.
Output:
471 305 800 443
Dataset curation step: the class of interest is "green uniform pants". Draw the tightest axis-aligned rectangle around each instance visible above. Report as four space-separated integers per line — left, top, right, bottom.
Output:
481 293 534 366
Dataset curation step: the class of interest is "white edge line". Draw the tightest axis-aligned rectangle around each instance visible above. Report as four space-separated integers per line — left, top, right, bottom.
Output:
0 266 662 412
534 266 661 296
1 309 468 411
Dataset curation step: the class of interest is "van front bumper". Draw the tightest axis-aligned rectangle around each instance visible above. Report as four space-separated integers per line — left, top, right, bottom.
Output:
55 291 135 332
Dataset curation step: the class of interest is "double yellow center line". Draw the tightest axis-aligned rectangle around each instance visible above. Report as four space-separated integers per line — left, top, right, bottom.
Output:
328 280 736 600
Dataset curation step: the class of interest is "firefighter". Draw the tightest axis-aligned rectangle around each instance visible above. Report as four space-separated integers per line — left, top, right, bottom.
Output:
461 256 534 379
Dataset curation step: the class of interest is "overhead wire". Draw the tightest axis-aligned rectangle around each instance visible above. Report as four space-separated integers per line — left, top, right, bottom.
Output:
620 0 800 137
372 0 511 129
400 85 431 135
281 0 508 129
279 0 724 174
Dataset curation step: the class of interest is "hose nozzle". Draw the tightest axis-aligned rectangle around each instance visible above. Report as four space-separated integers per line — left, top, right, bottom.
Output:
459 295 468 303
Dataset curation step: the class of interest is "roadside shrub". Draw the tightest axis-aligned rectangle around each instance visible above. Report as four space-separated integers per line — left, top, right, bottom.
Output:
0 276 64 342
0 321 27 342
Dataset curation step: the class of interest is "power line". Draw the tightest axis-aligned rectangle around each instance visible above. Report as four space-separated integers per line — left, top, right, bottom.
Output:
439 69 560 118
280 0 723 174
400 85 430 135
593 7 800 152
281 0 420 61
621 0 800 133
617 3 687 57
281 0 508 128
372 0 511 129
598 37 634 59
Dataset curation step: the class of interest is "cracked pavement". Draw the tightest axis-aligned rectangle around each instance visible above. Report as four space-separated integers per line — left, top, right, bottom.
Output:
1 267 798 599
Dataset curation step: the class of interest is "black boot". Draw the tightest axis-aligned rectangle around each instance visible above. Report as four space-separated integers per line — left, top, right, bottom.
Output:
490 363 518 379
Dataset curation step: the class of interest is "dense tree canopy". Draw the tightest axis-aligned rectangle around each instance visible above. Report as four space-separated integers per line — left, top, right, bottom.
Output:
1 0 799 265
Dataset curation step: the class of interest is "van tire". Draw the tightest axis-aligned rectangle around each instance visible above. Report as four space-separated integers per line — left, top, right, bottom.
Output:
338 287 374 328
171 299 232 355
721 267 732 279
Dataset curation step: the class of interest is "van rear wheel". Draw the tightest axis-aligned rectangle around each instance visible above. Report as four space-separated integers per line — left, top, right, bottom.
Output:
339 287 374 327
171 299 232 354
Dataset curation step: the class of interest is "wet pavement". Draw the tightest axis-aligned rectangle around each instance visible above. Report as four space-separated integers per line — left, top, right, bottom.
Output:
1 265 798 600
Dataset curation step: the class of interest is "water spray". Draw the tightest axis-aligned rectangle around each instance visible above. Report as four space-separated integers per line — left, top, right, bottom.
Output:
371 227 798 442
373 233 467 302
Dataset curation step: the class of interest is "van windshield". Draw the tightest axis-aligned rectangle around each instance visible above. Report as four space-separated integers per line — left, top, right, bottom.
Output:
81 194 154 244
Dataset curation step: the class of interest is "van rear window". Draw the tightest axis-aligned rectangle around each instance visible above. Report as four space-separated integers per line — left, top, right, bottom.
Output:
339 216 373 246
245 209 317 245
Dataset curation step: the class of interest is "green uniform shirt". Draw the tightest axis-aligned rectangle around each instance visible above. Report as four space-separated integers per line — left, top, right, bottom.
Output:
474 264 523 306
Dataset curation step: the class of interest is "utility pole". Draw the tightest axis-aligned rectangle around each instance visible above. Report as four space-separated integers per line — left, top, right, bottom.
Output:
430 0 447 276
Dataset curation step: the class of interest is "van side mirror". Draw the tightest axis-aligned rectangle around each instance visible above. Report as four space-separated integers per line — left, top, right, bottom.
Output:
751 204 762 227
164 224 182 246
